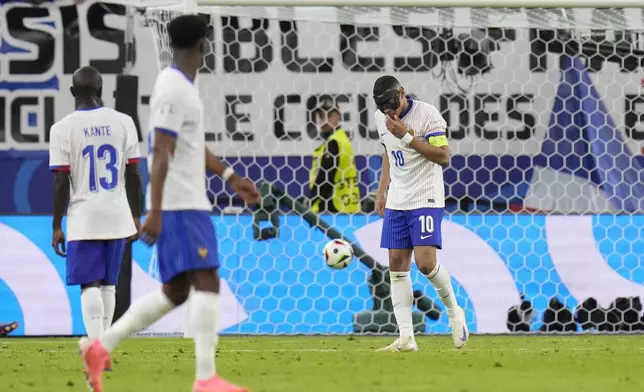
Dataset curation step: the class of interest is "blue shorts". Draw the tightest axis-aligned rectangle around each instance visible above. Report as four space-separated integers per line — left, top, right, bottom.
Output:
380 207 444 249
66 239 126 286
156 210 219 284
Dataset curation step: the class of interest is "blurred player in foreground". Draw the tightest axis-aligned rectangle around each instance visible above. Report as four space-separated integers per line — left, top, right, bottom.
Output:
49 66 142 353
373 75 469 352
79 14 260 392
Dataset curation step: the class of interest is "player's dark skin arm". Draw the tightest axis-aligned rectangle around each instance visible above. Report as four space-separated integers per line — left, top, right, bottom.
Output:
408 139 450 168
139 130 174 246
205 148 235 181
205 148 261 205
310 140 339 213
52 171 70 230
375 148 391 217
125 162 143 240
149 131 175 212
52 171 70 256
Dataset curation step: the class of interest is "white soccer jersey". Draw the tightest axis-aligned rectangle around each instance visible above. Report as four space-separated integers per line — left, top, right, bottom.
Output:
49 107 141 241
147 65 211 211
376 98 448 210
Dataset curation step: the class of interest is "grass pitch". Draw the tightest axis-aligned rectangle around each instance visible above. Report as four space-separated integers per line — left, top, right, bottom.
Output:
1 335 643 392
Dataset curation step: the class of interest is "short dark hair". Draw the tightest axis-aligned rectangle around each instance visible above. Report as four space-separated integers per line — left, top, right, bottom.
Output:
168 14 208 50
373 75 401 96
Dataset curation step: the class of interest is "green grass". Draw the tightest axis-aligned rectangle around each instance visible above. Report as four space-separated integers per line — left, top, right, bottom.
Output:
1 335 643 392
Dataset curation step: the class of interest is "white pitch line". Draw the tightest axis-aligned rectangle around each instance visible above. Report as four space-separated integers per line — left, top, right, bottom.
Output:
217 347 644 353
10 347 634 354
3 343 644 354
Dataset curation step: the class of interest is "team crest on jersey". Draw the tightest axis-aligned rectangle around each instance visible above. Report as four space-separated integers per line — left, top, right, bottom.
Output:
198 247 208 260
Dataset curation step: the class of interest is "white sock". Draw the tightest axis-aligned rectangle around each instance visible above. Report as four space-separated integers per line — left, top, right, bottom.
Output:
101 285 116 330
81 287 105 339
389 271 414 341
191 290 219 381
425 264 458 317
100 289 174 352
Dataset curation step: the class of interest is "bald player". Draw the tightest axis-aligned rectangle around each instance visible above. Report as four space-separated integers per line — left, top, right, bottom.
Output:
49 66 142 348
373 75 469 352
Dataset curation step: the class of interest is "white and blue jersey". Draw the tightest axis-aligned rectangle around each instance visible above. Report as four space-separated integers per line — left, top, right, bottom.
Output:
147 65 218 283
49 106 141 285
375 98 449 249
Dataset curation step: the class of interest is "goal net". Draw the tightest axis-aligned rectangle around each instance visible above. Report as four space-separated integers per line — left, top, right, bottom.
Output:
141 5 644 335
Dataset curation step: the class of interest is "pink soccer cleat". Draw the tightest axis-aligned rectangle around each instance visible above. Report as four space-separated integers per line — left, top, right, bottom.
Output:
78 338 110 392
104 357 113 372
193 375 250 392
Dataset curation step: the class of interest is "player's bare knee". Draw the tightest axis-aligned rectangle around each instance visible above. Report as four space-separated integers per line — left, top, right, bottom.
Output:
163 284 190 305
388 249 412 272
162 274 191 305
191 269 220 293
414 246 438 275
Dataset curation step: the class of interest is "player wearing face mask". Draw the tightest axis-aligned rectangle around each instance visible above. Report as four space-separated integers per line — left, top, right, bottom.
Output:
308 102 361 214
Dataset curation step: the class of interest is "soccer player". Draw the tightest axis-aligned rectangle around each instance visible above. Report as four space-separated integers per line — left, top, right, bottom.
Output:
49 66 142 347
372 75 469 352
79 15 260 392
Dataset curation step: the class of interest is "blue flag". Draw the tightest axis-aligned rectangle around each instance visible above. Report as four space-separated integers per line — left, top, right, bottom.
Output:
539 55 644 212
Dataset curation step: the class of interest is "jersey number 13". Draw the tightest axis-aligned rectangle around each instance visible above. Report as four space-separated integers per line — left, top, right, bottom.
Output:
82 144 118 192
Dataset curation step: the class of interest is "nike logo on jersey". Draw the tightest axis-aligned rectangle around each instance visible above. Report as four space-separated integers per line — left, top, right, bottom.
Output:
420 234 433 240
380 132 387 136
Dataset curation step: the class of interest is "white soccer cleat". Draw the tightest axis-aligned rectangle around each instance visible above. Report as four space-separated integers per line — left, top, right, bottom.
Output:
375 337 419 353
450 307 469 349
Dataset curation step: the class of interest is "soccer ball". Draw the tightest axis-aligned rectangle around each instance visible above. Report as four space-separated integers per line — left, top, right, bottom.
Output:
323 239 354 269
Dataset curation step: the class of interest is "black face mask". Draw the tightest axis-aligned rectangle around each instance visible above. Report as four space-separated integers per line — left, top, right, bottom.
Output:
373 89 401 113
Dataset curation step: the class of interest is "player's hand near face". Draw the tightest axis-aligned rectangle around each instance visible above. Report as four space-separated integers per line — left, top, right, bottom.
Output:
141 210 162 245
52 228 67 257
385 115 409 139
229 174 261 205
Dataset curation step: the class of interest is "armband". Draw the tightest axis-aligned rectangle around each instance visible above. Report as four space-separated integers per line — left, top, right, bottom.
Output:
428 135 449 147
401 133 413 145
222 167 235 182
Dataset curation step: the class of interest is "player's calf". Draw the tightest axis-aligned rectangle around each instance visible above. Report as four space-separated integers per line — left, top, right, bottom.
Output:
80 282 105 340
415 247 469 348
190 269 221 382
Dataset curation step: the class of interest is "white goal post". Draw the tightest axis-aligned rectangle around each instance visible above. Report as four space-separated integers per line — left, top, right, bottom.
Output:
124 1 644 336
122 0 644 7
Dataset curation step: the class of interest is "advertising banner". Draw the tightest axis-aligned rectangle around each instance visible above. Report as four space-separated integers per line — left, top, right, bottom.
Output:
2 3 644 156
1 214 642 336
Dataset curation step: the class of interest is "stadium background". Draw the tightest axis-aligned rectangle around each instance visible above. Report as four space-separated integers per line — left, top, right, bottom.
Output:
1 2 643 336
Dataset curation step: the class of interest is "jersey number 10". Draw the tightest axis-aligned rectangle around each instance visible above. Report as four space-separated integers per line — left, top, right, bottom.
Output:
418 215 435 234
391 150 405 167
82 144 118 192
